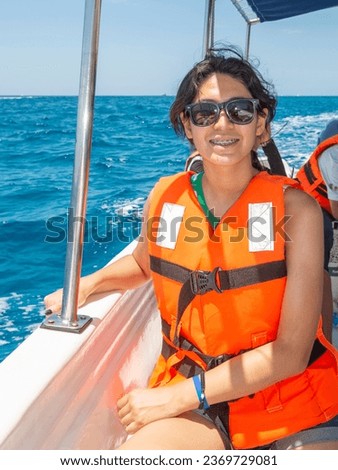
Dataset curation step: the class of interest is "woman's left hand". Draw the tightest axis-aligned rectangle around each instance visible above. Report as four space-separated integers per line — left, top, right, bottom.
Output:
117 386 180 434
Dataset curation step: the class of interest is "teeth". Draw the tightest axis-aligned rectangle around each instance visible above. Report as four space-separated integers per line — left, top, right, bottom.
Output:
210 138 238 146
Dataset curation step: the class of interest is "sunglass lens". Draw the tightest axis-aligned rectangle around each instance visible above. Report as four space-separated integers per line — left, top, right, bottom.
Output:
227 99 255 124
191 103 218 126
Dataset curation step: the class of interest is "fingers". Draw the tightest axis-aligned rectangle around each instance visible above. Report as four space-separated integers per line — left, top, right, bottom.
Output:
117 394 137 434
116 387 172 434
117 394 128 410
44 289 63 315
43 280 89 316
43 301 62 315
117 392 148 434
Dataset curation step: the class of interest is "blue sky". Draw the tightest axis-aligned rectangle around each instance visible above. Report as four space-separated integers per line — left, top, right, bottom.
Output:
1 0 338 96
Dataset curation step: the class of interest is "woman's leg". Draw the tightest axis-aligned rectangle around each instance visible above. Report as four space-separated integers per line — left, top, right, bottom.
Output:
117 411 226 450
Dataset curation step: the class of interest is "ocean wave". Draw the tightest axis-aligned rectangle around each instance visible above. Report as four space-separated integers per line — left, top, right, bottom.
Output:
101 197 145 215
0 297 10 314
0 292 45 362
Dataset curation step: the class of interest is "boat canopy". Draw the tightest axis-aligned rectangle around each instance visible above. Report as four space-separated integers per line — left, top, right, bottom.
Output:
231 0 338 23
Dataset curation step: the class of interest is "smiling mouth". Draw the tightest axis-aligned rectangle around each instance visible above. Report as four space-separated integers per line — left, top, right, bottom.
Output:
210 138 239 147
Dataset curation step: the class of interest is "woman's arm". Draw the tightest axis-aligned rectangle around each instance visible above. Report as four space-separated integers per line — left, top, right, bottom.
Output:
44 198 152 313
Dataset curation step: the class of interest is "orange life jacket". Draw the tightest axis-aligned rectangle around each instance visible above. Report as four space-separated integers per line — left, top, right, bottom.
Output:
296 135 338 216
147 170 338 449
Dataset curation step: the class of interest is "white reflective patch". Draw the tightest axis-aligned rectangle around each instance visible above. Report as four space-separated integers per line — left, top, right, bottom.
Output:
248 202 274 252
156 203 185 249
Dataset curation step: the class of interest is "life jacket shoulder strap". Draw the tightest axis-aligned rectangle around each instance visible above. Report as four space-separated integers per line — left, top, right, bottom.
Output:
303 161 328 197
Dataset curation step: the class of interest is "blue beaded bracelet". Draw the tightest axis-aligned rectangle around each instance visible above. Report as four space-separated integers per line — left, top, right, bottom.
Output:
193 372 210 411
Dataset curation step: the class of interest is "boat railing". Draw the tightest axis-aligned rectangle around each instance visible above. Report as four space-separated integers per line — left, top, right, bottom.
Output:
204 0 260 59
203 0 216 57
41 0 102 333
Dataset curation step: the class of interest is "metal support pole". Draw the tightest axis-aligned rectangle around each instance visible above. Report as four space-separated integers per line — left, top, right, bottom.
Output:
245 19 260 60
41 0 102 333
245 21 252 60
203 0 216 58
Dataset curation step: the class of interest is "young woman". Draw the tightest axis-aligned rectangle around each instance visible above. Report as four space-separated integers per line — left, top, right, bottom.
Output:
45 48 338 450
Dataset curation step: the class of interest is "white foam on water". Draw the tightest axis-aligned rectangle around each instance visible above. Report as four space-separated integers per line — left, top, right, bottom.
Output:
18 305 35 316
0 298 10 314
101 197 145 218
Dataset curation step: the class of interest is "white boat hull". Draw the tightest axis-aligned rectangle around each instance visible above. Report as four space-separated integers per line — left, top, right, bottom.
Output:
0 239 337 449
0 243 161 450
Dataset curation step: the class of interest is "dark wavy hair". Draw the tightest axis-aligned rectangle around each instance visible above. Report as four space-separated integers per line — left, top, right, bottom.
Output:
170 46 277 139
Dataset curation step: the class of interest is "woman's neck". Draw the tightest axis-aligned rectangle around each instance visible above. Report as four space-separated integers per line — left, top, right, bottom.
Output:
201 161 259 218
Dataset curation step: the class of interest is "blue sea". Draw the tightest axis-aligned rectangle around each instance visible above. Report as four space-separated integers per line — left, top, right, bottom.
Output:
1 95 338 363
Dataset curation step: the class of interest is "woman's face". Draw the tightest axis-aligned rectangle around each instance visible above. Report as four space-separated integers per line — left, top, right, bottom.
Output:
182 73 267 168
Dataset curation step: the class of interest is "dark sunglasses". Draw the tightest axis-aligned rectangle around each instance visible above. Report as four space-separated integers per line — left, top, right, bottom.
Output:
185 98 260 127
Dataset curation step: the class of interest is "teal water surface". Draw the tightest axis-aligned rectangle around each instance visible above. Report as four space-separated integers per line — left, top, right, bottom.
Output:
1 95 338 361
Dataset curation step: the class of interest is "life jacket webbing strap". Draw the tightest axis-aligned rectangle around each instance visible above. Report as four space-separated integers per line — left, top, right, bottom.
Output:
161 317 326 374
304 162 328 197
150 255 287 292
316 185 328 198
218 261 287 290
150 255 287 346
150 255 191 284
304 161 316 185
161 320 233 375
162 339 204 377
261 138 287 176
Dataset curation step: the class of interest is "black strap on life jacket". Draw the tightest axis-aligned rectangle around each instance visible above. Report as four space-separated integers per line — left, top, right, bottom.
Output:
303 161 328 198
161 316 326 379
161 320 234 377
160 315 326 401
150 255 287 347
261 138 287 177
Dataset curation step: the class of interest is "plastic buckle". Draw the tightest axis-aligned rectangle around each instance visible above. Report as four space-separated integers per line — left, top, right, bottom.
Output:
190 267 222 295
